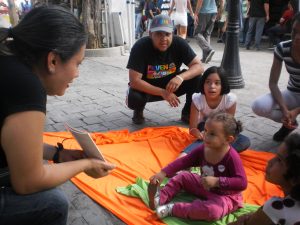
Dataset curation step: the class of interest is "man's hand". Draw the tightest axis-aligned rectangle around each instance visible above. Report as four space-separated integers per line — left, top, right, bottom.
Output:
161 90 180 107
166 76 183 93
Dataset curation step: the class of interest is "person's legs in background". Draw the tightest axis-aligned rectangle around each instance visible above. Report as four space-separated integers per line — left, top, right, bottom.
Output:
194 13 216 63
135 12 143 39
267 24 286 46
254 17 266 50
245 17 257 49
239 17 249 44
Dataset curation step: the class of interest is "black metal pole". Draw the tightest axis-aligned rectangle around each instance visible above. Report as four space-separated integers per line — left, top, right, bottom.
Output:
221 0 245 89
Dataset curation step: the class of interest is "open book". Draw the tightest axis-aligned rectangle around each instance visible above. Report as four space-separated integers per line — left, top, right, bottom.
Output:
64 123 106 161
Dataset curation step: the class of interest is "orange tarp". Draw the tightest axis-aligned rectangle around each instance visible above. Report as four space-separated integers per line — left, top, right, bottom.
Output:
43 126 284 225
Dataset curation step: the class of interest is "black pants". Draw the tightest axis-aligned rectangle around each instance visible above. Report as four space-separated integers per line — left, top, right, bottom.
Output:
127 73 201 114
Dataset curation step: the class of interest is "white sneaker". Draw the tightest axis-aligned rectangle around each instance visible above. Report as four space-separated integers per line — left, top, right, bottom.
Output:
156 203 174 218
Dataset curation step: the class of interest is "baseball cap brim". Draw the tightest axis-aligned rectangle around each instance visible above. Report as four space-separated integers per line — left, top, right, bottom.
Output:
150 27 173 33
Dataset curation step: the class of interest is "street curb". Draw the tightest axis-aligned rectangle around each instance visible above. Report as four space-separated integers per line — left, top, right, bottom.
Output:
85 46 125 57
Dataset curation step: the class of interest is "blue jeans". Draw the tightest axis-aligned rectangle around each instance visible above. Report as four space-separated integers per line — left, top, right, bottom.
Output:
0 186 69 225
135 13 143 38
245 17 265 48
183 133 251 154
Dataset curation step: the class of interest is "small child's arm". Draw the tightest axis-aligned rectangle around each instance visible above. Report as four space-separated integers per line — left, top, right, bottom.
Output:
218 152 248 191
150 171 166 185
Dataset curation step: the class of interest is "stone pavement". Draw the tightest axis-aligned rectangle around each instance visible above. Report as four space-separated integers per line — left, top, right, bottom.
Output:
45 37 299 225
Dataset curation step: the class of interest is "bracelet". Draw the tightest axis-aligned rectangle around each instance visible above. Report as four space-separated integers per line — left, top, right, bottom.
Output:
53 142 64 163
176 75 184 82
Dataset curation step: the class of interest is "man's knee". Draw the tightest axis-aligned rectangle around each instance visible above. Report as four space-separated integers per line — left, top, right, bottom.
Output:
127 88 147 110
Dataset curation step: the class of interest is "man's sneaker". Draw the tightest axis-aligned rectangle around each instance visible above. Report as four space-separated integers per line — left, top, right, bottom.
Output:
156 203 174 218
273 123 297 142
132 109 145 124
148 183 160 210
204 49 215 63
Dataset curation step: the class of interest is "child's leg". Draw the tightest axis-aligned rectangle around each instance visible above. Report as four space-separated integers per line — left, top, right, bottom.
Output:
172 193 243 221
159 171 204 205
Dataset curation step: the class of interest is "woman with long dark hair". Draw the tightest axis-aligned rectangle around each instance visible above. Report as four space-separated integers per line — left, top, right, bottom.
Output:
0 5 115 225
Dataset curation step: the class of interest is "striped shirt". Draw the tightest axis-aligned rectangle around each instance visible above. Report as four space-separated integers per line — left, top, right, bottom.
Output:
274 40 300 93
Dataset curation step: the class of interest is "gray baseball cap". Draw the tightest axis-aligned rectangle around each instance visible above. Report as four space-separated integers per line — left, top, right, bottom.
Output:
150 14 173 33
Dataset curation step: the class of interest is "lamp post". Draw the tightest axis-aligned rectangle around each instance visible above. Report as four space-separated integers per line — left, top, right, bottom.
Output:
220 0 245 89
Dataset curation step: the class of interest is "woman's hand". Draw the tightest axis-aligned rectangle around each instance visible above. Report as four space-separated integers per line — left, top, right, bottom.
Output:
84 159 116 179
282 108 299 129
149 171 166 185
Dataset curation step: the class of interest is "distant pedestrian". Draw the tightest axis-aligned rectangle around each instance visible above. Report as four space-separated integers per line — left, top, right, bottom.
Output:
169 0 195 39
194 0 223 63
145 0 161 31
135 0 146 39
19 0 31 18
266 1 294 46
244 0 269 50
252 13 300 142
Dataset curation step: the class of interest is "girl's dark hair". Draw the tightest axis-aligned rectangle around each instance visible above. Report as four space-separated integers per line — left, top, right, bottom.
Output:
0 5 87 70
207 112 242 137
199 66 230 95
283 133 300 201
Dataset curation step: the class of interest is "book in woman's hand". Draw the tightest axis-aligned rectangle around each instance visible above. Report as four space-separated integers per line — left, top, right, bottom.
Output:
64 123 106 161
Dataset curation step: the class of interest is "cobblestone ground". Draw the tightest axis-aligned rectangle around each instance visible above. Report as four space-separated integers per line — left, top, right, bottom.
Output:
45 38 299 225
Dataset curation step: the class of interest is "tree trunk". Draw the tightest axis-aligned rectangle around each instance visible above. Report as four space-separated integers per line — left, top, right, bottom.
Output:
7 0 18 26
81 0 103 49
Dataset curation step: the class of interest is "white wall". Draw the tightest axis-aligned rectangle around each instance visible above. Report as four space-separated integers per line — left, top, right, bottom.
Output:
108 0 134 50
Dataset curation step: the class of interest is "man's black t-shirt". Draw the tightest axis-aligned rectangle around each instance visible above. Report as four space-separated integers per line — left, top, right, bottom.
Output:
248 0 269 17
0 56 46 168
127 36 197 88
